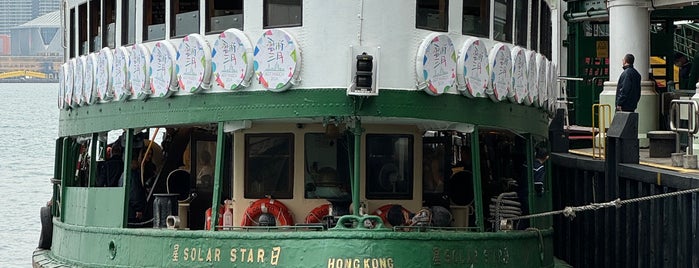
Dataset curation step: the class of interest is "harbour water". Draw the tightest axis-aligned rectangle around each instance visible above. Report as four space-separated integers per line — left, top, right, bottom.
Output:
0 83 57 267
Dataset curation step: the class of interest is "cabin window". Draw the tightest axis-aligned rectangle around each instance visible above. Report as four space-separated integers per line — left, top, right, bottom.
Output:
423 138 447 194
103 0 116 48
89 0 100 52
493 0 513 42
121 0 137 45
172 0 200 37
514 0 528 47
79 3 88 55
530 0 539 51
206 0 243 33
70 8 76 58
416 0 448 32
65 136 92 187
539 3 552 59
463 0 489 37
365 134 414 200
304 133 351 199
244 134 294 199
263 0 302 28
144 0 166 41
95 130 126 187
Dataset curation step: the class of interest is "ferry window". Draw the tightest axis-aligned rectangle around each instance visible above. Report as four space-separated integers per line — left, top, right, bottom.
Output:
514 0 528 47
206 0 243 33
70 8 76 58
171 0 200 37
144 0 166 41
366 134 414 200
89 0 100 52
79 3 88 54
539 3 552 59
244 134 294 199
304 133 351 199
423 140 446 194
416 0 448 32
103 0 116 48
95 130 124 187
67 137 92 187
493 0 513 42
263 0 302 28
463 0 489 37
121 0 137 45
530 0 539 51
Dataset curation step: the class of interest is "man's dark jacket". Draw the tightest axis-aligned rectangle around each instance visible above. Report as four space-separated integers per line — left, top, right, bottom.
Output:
616 64 641 112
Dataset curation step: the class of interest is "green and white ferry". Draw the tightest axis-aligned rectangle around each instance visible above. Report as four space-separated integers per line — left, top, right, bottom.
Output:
34 0 567 267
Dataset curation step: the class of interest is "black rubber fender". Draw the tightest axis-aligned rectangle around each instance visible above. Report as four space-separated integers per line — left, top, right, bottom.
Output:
38 206 53 249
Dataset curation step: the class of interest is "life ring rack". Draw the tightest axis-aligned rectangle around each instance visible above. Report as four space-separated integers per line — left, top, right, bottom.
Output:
372 204 412 226
241 198 294 226
305 203 330 223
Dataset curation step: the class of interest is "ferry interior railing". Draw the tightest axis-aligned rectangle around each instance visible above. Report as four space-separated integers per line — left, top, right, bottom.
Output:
591 104 611 159
669 99 699 154
557 76 583 128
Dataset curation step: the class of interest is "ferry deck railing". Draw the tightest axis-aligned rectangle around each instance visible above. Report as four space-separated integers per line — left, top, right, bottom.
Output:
669 99 699 154
591 104 611 159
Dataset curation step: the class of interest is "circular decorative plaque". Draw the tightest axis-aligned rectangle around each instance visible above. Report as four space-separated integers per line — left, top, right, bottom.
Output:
457 37 489 98
487 43 512 102
416 33 457 96
253 29 301 92
150 41 178 98
176 33 212 93
211 29 253 90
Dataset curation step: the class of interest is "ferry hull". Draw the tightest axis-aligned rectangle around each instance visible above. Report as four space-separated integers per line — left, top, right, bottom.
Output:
35 219 555 268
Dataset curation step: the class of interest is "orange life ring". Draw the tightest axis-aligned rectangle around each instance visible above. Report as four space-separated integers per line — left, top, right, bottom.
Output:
305 204 330 223
373 204 412 227
205 206 226 230
241 198 294 226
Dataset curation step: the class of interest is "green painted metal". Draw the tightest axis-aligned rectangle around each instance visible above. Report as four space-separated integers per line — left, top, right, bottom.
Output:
352 118 362 216
52 138 63 217
62 187 124 227
122 129 134 228
59 137 70 222
47 220 556 268
210 122 225 231
470 127 484 232
89 133 98 187
58 90 550 138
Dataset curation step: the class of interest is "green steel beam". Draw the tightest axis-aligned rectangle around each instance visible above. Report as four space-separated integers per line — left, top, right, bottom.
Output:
470 127 483 232
60 137 70 222
89 133 98 187
59 90 550 138
122 129 134 228
210 122 225 231
352 119 362 216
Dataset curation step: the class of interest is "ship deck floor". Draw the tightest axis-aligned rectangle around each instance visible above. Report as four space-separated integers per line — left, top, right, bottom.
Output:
568 148 699 175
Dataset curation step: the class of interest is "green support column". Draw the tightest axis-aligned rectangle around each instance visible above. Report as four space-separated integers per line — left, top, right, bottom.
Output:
470 127 484 231
525 134 534 225
210 122 225 231
89 133 98 187
122 129 134 228
352 119 362 216
60 137 71 222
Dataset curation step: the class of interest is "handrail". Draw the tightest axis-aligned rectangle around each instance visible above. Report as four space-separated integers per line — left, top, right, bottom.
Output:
592 104 612 159
669 99 699 154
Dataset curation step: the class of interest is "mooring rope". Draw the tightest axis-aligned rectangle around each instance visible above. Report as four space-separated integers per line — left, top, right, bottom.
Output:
505 187 699 221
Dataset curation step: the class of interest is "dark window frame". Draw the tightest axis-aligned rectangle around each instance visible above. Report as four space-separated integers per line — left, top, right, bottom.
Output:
462 0 490 37
170 0 200 38
244 133 295 199
365 134 414 200
416 0 449 32
263 0 303 29
206 0 244 34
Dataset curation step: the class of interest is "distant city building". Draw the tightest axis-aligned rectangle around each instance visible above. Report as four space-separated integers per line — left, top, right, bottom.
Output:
0 35 9 56
10 10 62 57
0 0 60 35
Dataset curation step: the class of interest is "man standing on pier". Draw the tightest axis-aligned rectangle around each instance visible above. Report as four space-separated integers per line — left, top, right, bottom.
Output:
615 53 641 112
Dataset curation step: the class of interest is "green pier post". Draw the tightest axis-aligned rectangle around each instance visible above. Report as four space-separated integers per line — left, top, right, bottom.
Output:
470 126 484 231
210 122 225 231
